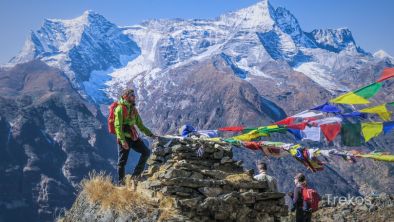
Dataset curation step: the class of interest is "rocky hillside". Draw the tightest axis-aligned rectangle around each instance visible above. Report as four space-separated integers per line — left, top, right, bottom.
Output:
62 137 288 222
0 61 117 221
1 61 392 222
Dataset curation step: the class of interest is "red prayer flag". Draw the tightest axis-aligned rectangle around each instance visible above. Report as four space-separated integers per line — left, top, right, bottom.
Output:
377 68 394 82
287 122 308 130
304 117 318 122
320 123 341 142
242 141 262 150
274 117 295 125
218 126 245 132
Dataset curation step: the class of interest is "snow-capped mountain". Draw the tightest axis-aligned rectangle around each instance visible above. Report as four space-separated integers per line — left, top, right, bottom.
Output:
10 10 140 103
5 0 393 150
308 28 364 53
374 49 394 63
8 0 391 105
108 0 392 108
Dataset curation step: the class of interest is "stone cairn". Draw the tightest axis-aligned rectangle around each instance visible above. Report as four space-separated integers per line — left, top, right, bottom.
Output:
132 136 288 221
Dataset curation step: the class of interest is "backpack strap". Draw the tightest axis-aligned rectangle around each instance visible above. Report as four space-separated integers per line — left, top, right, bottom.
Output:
301 185 308 200
116 102 140 122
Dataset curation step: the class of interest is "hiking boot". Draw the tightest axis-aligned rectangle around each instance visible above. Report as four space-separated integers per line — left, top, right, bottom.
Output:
118 180 125 186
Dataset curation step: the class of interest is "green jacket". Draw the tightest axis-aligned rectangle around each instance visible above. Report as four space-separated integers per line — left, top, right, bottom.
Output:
114 97 153 143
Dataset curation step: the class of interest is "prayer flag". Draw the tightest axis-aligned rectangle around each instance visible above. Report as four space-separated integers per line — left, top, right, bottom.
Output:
301 126 321 141
330 82 383 104
358 153 394 162
360 104 391 121
376 67 394 82
218 126 245 132
340 112 368 119
361 122 383 142
311 102 341 113
320 123 341 142
383 121 394 134
341 123 362 146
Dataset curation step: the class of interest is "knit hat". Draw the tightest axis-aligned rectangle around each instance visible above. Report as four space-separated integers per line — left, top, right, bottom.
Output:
122 88 135 98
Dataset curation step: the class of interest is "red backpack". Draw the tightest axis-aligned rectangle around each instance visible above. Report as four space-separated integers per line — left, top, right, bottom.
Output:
107 101 127 134
302 187 320 212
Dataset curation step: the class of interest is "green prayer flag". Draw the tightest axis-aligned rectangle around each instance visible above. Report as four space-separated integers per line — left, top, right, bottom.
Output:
242 128 257 133
341 123 363 146
355 82 383 99
224 138 241 146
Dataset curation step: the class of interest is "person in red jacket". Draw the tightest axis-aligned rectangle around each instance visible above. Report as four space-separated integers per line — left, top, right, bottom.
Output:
114 89 157 185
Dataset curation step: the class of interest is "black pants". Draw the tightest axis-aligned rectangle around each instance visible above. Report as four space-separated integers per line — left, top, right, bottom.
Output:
117 137 151 183
295 209 312 222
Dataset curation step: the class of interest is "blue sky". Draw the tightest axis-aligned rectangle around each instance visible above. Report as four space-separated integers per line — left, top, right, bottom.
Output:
0 0 393 64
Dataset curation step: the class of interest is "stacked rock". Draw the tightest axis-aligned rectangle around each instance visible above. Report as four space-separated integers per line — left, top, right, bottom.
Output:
136 136 288 221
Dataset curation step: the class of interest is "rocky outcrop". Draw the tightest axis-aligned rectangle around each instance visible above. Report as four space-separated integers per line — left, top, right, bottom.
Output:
63 137 288 221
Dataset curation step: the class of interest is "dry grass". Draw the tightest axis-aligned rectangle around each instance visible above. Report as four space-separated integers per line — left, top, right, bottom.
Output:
81 171 153 213
56 218 64 222
80 171 181 221
157 197 177 221
225 173 253 186
158 209 177 222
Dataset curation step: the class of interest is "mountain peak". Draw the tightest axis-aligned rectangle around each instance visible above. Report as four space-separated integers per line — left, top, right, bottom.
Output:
218 0 276 30
10 11 117 64
373 50 393 59
274 7 301 36
82 10 97 16
308 28 359 53
44 10 107 28
9 9 140 96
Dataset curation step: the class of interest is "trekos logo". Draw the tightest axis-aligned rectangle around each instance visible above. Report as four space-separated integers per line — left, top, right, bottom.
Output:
326 194 393 207
326 194 371 206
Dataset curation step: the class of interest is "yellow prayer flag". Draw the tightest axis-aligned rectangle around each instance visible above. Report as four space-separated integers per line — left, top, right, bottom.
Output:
330 92 370 104
361 122 383 142
330 82 383 104
360 104 392 121
206 137 222 142
232 130 268 141
288 145 301 156
289 148 297 156
359 154 394 162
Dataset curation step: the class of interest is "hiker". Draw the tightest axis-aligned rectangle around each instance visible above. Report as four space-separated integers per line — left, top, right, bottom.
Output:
253 161 278 192
290 173 320 222
111 88 157 185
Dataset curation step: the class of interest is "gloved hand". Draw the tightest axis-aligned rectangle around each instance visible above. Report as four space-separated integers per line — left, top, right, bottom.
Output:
121 141 130 150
